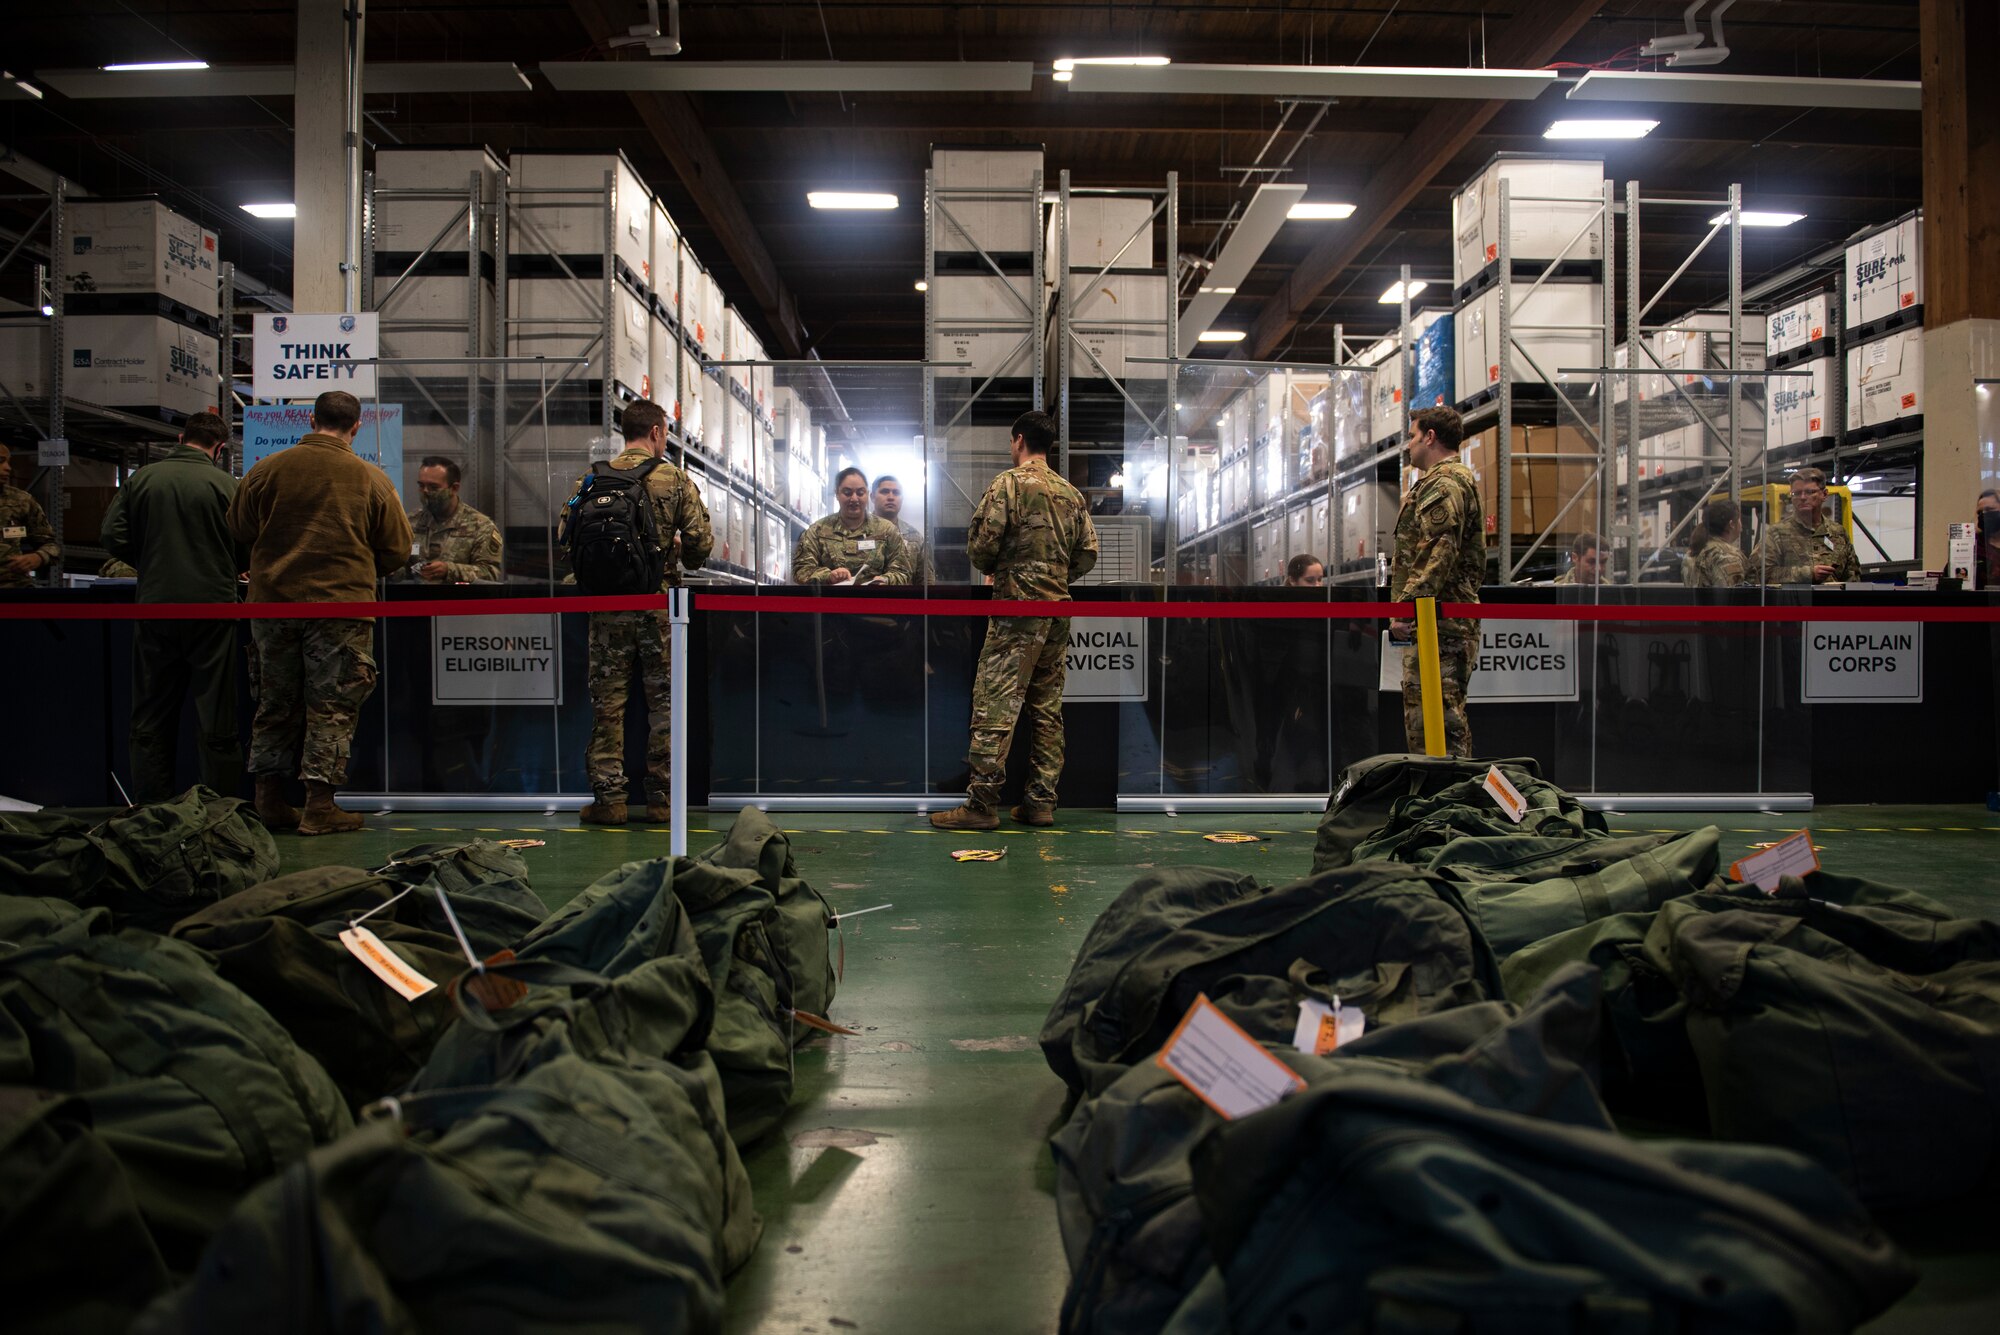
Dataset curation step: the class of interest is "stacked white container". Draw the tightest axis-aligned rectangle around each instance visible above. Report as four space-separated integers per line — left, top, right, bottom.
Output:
506 152 652 403
373 148 504 374
1764 291 1836 457
1842 213 1924 440
54 199 222 418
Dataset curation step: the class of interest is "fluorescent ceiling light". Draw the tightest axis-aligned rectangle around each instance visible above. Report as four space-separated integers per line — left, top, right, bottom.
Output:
1053 56 1171 72
1 71 42 99
240 202 297 219
1544 118 1657 140
1288 201 1356 221
1197 286 1238 295
1710 210 1806 228
1053 71 1073 83
1567 69 1921 112
41 62 529 98
1197 330 1246 344
543 61 1033 93
1379 280 1428 304
1069 63 1556 99
102 60 208 72
808 191 898 211
913 280 929 292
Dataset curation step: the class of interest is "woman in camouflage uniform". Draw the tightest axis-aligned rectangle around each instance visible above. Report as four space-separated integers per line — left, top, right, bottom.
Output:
1683 499 1746 587
792 467 912 585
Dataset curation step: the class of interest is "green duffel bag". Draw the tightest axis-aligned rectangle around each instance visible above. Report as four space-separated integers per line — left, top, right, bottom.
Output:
1434 825 1725 960
1053 966 1608 1335
1 1088 173 1335
429 867 761 1273
138 1057 736 1335
169 841 547 1106
1041 866 1265 1093
0 787 277 930
1313 753 1554 873
1179 1064 1917 1333
0 897 351 1272
1349 767 1606 866
1066 863 1504 1098
697 805 839 1026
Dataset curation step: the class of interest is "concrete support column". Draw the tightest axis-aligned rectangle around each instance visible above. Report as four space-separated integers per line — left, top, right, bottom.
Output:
1918 0 2000 566
293 0 363 312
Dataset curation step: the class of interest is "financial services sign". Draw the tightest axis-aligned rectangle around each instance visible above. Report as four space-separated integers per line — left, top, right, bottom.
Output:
252 312 378 398
1064 618 1147 702
1801 622 1922 704
433 615 563 706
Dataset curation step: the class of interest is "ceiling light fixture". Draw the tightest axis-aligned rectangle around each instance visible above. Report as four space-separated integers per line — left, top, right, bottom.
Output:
240 202 297 219
913 280 929 292
1709 209 1805 227
1544 118 1658 140
1197 330 1246 344
808 191 899 211
102 60 208 72
1197 285 1238 295
2 71 42 99
1378 280 1428 304
1288 202 1356 220
1054 56 1171 72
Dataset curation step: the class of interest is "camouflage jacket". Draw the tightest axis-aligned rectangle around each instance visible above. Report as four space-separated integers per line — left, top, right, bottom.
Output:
1683 540 1746 588
1749 512 1859 585
1391 459 1485 641
966 456 1098 602
792 514 912 585
409 500 503 583
0 483 59 587
573 446 713 590
887 516 935 584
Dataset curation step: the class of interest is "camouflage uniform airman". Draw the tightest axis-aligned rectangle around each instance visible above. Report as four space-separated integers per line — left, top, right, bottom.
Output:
1683 540 1746 587
247 620 378 784
408 499 502 583
891 517 934 583
0 484 59 588
582 445 713 809
1391 458 1486 758
951 456 1099 820
98 558 138 579
1749 513 1859 585
791 514 912 584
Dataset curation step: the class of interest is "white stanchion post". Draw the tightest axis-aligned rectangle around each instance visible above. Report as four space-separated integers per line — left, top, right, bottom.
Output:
669 587 690 856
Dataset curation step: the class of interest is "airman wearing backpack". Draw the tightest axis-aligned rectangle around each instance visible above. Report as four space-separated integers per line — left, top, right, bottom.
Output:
569 400 713 825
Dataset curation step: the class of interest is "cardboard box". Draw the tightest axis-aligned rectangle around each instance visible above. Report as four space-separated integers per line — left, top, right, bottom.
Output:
933 324 1036 379
1767 292 1830 359
1063 323 1168 381
1843 213 1922 332
1765 357 1833 451
1048 195 1156 272
1845 328 1923 432
374 147 505 257
508 277 651 398
1068 272 1167 326
932 148 1044 255
1459 425 1598 540
1451 155 1605 288
65 200 220 313
933 272 1039 324
1454 282 1603 399
65 314 218 416
507 152 652 277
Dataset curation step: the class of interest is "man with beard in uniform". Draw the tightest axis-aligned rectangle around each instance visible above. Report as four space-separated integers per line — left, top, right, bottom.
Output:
1389 406 1485 758
408 456 502 583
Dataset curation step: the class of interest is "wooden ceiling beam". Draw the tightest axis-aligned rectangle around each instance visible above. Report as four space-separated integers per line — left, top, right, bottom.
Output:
1245 0 1614 361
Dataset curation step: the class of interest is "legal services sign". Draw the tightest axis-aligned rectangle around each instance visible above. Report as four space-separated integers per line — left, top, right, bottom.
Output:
433 615 564 706
1380 620 1579 704
252 312 379 399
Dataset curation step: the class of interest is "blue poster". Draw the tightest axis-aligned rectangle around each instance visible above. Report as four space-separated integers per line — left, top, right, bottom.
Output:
242 404 405 496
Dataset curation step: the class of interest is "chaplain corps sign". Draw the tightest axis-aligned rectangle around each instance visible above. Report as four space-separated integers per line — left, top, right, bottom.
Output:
252 312 379 398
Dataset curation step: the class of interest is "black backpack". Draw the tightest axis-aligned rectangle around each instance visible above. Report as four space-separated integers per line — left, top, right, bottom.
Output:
562 458 668 594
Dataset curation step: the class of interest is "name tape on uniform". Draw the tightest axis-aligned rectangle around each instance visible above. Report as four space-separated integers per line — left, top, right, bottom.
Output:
1157 994 1305 1120
339 925 438 1000
1482 766 1529 823
1730 829 1822 893
1292 998 1366 1056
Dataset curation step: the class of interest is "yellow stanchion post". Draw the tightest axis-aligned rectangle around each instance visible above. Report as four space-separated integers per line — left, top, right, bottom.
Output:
1415 596 1446 758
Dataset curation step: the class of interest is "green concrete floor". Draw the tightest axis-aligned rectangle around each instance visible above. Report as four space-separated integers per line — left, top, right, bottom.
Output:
291 805 2000 1334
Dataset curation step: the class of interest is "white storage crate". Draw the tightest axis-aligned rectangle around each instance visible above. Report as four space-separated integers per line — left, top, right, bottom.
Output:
1845 329 1923 433
64 314 218 416
508 277 652 399
1453 282 1603 397
1767 292 1831 360
507 152 651 278
1286 504 1312 568
1340 482 1398 563
1368 350 1406 446
700 375 727 458
1451 155 1604 288
1765 358 1833 452
1843 213 1922 332
375 148 504 257
931 148 1044 255
932 272 1038 323
649 202 679 310
64 200 219 314
1047 195 1157 273
678 348 704 441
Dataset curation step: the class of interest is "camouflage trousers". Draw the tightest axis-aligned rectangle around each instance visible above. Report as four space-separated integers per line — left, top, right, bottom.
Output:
964 615 1069 810
1401 634 1476 759
248 618 378 784
587 609 670 804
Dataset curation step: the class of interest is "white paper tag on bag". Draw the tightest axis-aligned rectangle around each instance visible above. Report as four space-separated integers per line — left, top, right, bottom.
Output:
1157 994 1305 1120
1729 829 1822 893
339 926 438 1000
1482 765 1529 823
1292 999 1367 1056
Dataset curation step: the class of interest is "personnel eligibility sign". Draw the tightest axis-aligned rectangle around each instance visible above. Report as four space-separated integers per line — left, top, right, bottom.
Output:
252 312 379 398
433 616 564 706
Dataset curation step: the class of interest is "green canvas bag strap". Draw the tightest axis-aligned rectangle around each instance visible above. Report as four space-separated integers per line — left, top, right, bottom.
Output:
445 957 613 1030
1287 957 1412 1007
1569 868 1615 922
381 1085 654 1191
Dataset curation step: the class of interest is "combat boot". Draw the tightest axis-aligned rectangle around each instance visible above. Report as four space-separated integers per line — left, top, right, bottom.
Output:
1010 802 1056 827
579 799 628 825
254 774 300 830
930 801 999 831
298 781 365 836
